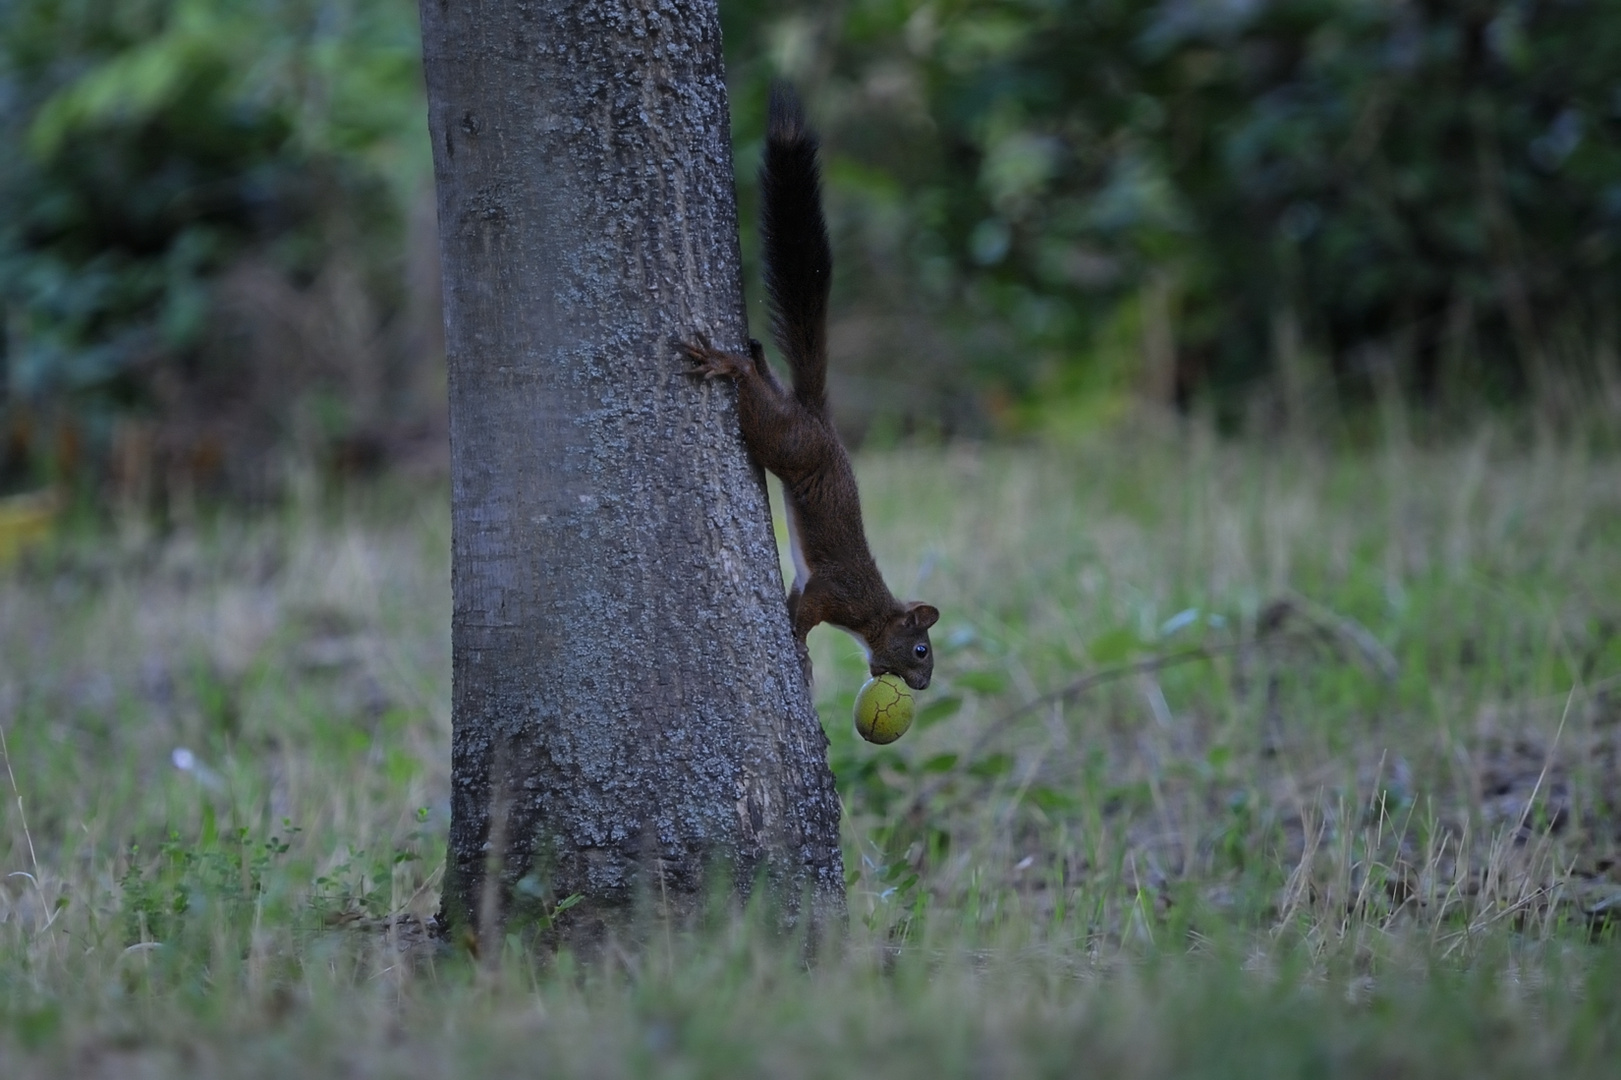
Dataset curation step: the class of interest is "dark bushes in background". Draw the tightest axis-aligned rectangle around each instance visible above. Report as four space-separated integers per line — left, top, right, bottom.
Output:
725 0 1621 432
0 0 438 503
5 0 1620 503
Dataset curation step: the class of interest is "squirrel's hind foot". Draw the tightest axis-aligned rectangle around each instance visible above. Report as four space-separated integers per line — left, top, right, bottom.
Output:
678 334 751 380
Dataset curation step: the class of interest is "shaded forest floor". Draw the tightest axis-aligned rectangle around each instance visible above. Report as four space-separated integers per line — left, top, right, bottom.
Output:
3 421 1621 1077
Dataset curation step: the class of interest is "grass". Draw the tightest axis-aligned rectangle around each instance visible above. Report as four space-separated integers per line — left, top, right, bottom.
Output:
3 419 1621 1076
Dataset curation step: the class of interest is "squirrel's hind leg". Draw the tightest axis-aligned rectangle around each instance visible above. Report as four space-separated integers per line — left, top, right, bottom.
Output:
682 337 827 478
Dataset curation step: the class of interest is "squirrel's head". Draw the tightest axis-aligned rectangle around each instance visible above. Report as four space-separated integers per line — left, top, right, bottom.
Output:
869 602 940 691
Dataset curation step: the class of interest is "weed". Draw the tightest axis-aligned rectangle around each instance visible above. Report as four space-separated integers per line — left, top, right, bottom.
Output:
2 428 1621 1075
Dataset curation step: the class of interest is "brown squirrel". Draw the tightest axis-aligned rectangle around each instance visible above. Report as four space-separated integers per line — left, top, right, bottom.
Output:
682 84 939 690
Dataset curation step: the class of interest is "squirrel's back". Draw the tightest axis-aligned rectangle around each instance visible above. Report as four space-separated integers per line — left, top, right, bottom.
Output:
760 83 831 415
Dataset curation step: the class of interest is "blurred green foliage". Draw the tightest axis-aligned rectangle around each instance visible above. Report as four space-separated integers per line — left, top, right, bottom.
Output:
4 0 1619 495
724 0 1621 429
0 0 426 495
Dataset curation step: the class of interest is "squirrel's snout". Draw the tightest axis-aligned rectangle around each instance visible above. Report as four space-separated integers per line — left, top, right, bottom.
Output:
872 666 930 692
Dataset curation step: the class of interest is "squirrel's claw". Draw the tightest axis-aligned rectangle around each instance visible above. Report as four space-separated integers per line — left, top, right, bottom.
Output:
675 333 708 362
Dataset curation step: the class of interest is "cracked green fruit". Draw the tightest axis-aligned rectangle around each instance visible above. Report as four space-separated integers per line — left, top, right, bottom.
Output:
853 674 915 745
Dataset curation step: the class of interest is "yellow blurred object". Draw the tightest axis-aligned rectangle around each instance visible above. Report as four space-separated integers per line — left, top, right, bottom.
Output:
0 490 59 567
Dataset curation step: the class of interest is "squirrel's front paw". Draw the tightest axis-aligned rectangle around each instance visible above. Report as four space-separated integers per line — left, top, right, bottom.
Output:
795 636 815 689
678 333 749 380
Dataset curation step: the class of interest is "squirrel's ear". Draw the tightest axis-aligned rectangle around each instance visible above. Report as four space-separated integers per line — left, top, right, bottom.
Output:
904 603 940 631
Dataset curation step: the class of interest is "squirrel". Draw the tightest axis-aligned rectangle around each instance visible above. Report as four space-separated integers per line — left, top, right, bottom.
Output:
681 83 939 691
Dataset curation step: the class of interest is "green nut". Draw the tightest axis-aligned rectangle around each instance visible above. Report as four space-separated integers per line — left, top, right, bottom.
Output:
853 674 916 745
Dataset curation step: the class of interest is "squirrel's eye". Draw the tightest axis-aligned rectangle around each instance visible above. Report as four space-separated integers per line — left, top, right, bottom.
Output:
914 644 929 659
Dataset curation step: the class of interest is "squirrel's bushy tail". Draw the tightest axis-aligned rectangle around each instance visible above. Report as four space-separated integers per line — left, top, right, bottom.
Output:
761 82 831 415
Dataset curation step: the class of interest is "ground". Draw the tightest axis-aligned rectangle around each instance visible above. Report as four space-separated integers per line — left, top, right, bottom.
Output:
2 419 1619 1077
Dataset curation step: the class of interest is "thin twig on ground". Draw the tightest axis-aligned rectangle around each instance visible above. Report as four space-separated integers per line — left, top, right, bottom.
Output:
904 596 1394 820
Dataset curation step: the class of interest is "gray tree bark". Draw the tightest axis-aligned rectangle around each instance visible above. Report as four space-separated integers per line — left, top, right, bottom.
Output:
418 0 845 944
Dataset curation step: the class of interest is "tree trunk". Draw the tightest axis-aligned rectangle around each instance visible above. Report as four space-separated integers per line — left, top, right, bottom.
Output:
418 0 845 946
